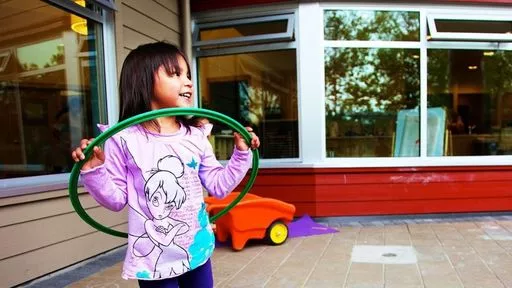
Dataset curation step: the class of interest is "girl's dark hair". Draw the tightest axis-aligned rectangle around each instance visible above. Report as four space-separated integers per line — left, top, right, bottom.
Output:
118 41 202 133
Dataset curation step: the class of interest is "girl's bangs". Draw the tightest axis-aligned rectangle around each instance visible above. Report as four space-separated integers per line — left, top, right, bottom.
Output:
161 53 181 76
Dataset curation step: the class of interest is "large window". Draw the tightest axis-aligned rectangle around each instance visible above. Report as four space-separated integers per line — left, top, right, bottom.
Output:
194 14 299 160
324 10 421 157
194 5 512 167
427 14 512 157
324 8 512 161
0 0 113 193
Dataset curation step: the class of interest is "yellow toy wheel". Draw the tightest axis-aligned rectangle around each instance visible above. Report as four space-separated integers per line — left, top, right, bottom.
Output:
266 221 289 245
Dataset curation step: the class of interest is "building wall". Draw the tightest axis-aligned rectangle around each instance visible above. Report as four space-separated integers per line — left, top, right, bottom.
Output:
249 166 512 217
115 0 182 73
0 1 182 287
194 0 512 218
0 190 127 287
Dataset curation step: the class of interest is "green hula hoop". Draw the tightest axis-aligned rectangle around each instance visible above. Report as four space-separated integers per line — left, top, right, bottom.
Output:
68 107 259 238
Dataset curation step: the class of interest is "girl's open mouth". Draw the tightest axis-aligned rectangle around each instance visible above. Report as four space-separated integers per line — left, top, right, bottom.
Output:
179 92 191 99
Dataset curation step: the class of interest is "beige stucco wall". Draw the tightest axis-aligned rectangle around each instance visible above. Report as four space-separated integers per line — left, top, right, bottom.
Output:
0 1 182 287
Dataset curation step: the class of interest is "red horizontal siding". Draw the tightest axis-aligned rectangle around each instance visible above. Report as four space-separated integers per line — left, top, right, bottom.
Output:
294 198 512 217
237 166 512 217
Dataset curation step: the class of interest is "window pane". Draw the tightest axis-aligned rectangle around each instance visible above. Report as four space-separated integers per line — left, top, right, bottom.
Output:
435 19 512 34
199 20 289 41
0 0 106 178
428 49 512 156
198 50 298 159
324 10 420 41
325 48 420 157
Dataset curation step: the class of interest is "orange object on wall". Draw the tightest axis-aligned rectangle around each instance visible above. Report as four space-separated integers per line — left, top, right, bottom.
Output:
205 192 296 251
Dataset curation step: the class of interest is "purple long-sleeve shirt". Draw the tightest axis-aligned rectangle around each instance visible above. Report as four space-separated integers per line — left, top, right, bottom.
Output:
80 123 252 280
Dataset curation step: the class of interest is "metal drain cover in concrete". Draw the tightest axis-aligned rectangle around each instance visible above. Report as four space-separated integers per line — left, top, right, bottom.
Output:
351 245 417 264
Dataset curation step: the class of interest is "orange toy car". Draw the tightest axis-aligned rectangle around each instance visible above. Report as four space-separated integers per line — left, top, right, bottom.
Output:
204 192 296 251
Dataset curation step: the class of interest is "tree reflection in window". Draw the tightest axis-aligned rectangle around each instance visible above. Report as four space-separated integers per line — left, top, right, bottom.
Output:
325 48 420 118
17 39 65 72
323 10 420 157
324 10 419 41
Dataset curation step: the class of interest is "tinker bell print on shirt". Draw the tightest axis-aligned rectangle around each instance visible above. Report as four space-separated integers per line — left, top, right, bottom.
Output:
120 138 191 279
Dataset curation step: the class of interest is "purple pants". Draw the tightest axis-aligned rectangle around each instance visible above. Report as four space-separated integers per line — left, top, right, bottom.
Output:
138 259 213 288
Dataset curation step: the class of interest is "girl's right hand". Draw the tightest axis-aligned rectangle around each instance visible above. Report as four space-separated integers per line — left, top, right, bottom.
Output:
71 138 105 171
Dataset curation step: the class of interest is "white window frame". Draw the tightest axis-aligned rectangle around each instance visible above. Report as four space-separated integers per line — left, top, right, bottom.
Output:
192 2 512 169
427 13 512 42
192 5 303 167
193 14 295 49
0 0 118 198
316 3 512 168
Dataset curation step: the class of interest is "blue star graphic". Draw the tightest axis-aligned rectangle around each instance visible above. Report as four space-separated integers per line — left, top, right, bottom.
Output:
187 158 198 169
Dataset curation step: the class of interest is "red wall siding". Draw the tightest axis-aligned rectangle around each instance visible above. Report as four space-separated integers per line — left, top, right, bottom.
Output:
191 0 512 12
240 166 512 217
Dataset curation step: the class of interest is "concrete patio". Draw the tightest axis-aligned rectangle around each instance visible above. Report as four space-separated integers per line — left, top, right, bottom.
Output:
22 213 512 288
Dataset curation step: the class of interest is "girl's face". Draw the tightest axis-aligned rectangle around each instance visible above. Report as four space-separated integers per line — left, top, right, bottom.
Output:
148 190 174 220
152 55 193 110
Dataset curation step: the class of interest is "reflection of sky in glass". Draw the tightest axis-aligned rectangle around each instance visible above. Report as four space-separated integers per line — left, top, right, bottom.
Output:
324 10 419 41
17 38 63 70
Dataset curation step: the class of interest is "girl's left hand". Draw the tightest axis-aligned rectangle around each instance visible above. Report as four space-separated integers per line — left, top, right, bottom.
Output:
234 127 260 151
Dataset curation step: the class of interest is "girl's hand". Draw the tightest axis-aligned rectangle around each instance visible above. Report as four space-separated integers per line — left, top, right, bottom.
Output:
71 138 105 171
234 127 260 151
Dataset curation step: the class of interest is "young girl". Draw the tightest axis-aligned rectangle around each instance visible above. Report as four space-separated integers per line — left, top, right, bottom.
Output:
71 42 260 288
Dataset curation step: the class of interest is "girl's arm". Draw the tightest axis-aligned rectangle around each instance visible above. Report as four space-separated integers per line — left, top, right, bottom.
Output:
199 139 252 199
79 137 128 211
